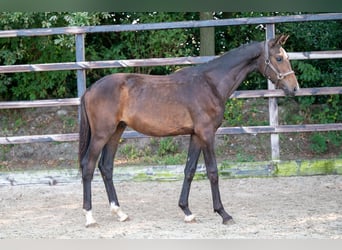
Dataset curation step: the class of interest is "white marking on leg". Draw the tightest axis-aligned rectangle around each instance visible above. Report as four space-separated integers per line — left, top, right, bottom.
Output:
184 214 196 223
110 203 129 222
83 209 97 227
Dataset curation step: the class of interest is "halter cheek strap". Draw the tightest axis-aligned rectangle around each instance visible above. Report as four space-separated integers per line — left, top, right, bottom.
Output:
263 40 295 87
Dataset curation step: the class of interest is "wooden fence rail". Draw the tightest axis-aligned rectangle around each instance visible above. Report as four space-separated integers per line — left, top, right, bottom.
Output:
1 13 341 38
1 87 342 109
1 13 342 161
1 86 342 144
1 123 341 145
1 51 342 73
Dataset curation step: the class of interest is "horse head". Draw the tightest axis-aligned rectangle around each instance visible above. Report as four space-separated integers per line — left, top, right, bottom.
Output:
261 34 299 96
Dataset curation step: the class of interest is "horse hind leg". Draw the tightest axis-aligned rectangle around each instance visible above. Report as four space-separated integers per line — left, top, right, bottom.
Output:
81 136 109 227
98 122 129 222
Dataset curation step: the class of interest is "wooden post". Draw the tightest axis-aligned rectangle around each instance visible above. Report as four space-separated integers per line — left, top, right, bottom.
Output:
199 12 215 56
75 33 86 122
75 33 86 98
265 24 280 161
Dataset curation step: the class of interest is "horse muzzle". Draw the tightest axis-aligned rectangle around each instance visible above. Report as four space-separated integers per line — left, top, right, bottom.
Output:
278 80 300 96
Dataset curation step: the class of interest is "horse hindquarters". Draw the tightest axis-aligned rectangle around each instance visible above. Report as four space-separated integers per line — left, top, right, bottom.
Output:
79 89 129 226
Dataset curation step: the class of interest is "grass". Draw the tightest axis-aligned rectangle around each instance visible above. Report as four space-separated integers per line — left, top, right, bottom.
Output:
117 137 187 166
117 134 262 167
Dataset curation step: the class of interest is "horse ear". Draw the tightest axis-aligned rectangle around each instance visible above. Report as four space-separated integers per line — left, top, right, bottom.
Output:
269 34 289 47
278 34 289 45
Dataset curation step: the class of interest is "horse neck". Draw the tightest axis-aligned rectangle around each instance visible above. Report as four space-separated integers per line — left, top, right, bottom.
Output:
204 41 263 101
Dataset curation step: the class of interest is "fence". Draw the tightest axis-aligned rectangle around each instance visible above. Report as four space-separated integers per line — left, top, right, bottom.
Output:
1 13 342 161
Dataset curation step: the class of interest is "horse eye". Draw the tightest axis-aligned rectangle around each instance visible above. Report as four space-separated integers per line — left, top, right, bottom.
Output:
276 57 283 62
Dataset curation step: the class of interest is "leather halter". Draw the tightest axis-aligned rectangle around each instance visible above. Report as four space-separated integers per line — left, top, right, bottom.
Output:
263 40 295 87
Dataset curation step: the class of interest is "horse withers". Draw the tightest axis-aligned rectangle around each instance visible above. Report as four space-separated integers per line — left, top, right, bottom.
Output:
79 35 299 227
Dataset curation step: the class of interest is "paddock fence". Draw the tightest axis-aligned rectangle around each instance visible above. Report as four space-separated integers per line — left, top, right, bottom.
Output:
1 13 342 161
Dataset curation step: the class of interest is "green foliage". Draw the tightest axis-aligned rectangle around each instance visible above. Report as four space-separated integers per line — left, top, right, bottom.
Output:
309 132 342 154
327 132 342 148
155 152 186 166
86 12 193 77
277 17 342 127
224 98 244 126
117 138 185 165
119 143 141 160
310 133 328 154
235 152 255 162
157 137 179 157
0 12 110 100
290 94 341 125
294 61 322 82
223 98 268 126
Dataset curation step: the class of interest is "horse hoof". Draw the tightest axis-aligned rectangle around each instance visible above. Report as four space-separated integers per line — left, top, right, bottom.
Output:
111 204 129 222
184 214 196 223
119 214 129 222
222 218 235 225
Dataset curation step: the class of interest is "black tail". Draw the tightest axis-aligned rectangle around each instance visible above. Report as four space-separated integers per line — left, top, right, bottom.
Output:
79 94 91 170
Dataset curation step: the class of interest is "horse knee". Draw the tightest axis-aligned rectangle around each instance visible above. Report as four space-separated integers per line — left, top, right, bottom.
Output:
99 165 113 181
207 169 219 184
81 161 96 183
184 172 195 182
82 168 94 182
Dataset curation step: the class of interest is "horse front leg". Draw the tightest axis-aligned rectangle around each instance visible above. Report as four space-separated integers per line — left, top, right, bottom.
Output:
98 123 129 222
179 134 202 222
201 132 234 225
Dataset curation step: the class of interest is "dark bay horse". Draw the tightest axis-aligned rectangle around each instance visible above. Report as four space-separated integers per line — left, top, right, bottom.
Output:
79 35 299 227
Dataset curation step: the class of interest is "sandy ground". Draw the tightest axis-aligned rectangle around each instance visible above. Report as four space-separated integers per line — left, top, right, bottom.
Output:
0 175 341 239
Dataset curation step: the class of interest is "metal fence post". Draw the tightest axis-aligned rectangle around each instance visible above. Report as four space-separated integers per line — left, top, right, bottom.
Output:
265 24 280 161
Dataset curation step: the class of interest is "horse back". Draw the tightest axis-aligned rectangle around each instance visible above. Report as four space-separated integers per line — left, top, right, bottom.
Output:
84 72 224 137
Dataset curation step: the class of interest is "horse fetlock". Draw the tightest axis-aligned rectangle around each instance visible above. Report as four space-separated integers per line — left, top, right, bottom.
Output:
222 216 235 225
83 209 97 227
178 202 190 214
215 208 234 225
110 203 129 222
184 214 196 223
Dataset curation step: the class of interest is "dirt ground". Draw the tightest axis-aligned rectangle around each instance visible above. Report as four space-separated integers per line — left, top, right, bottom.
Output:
0 174 341 239
1 102 341 239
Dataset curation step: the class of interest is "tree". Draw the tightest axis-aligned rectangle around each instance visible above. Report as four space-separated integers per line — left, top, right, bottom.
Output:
199 12 215 56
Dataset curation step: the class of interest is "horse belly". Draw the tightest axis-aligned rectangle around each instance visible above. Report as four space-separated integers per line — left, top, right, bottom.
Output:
123 104 194 137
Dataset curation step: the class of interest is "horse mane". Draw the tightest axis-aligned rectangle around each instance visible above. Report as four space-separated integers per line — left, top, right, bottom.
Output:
196 41 262 71
171 41 262 79
219 41 261 61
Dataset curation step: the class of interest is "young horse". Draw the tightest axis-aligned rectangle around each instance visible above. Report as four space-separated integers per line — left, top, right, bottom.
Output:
79 35 299 227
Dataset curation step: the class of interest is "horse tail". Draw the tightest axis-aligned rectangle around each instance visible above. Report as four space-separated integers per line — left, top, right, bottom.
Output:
79 94 91 170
